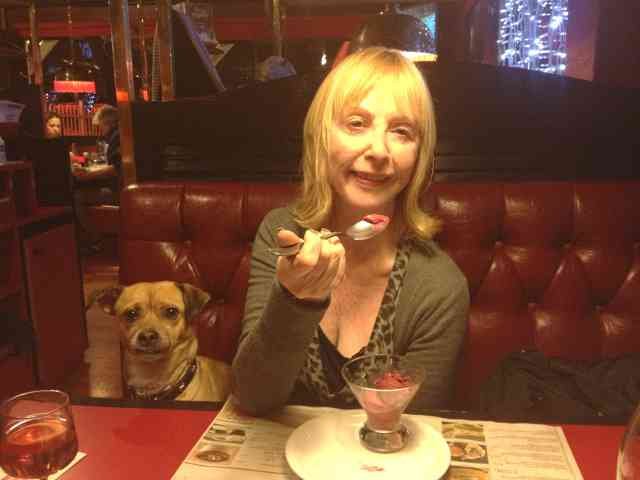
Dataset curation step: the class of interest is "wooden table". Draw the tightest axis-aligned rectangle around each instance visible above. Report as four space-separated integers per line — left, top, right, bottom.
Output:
63 400 624 480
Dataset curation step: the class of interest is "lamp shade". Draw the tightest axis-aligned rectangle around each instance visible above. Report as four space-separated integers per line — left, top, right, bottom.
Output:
348 13 435 55
53 61 96 93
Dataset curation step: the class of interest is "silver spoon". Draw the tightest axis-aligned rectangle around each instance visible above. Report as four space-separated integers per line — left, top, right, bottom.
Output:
268 214 390 257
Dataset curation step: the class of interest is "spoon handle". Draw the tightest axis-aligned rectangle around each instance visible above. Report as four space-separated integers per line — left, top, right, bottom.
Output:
267 230 342 257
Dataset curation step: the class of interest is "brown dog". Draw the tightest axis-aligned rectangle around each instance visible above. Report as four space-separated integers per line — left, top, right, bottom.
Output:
94 281 231 402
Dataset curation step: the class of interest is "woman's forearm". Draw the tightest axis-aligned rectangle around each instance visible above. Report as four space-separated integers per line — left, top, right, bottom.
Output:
232 282 325 415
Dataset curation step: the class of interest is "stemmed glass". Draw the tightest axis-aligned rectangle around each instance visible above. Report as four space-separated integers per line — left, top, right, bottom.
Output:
342 354 426 453
0 390 78 480
618 402 640 479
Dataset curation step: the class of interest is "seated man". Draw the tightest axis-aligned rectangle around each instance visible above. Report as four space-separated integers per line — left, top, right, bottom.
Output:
72 105 121 195
72 105 121 252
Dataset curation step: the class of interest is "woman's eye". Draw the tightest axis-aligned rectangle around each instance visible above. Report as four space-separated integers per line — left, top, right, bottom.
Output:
125 309 138 322
346 117 365 131
393 127 415 140
164 307 179 319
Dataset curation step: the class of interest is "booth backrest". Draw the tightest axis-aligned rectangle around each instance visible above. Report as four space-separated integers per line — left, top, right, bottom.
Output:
119 181 640 405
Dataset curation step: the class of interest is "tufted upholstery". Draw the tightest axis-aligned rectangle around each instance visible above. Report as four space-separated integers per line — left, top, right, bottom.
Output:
119 181 640 407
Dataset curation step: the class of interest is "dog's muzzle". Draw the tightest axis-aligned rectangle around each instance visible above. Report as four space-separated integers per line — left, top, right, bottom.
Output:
135 328 161 351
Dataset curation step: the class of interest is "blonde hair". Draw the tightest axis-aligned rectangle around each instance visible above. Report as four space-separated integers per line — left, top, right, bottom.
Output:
293 47 440 241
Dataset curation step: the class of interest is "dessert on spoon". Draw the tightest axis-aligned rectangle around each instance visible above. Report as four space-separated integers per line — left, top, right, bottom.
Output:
268 214 390 257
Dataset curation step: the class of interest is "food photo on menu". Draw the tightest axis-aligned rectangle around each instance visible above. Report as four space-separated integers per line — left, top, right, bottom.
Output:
188 443 242 468
442 422 486 442
448 441 489 464
442 420 490 479
188 423 248 467
446 465 491 480
203 426 247 445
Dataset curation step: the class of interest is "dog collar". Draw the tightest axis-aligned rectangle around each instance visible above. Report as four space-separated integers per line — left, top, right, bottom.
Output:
127 359 198 401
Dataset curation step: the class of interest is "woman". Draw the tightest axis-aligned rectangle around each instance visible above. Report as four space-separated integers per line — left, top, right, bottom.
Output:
44 112 62 139
232 47 469 415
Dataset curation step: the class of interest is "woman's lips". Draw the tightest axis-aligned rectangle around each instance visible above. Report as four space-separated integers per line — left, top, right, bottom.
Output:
352 172 388 187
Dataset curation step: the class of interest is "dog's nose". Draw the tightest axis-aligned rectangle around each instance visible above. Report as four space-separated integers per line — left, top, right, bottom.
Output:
138 329 159 346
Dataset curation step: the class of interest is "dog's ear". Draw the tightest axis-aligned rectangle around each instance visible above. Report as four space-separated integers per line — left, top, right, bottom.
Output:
87 285 124 315
177 283 211 321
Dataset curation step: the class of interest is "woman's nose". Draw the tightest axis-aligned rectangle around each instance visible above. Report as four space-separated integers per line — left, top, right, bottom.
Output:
366 129 390 160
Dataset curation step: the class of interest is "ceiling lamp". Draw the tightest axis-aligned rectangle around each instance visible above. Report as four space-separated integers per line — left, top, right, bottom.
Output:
53 1 96 94
53 60 96 93
348 8 436 61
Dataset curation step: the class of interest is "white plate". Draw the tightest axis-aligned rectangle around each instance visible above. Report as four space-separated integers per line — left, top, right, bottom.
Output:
285 410 450 480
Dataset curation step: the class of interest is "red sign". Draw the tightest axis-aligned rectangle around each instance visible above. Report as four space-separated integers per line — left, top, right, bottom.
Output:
53 80 96 93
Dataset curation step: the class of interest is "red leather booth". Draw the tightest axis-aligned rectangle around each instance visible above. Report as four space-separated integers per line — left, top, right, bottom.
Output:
118 180 640 407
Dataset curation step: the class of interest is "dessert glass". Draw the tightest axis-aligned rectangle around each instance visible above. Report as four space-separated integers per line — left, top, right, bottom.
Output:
341 354 426 453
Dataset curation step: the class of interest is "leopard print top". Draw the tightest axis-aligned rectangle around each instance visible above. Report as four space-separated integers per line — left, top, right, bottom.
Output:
296 240 412 406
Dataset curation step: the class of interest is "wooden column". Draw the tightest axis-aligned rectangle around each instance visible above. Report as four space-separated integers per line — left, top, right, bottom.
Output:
28 2 42 86
436 2 465 61
270 0 283 57
593 0 640 88
109 0 137 186
157 0 175 101
135 2 150 101
565 0 598 81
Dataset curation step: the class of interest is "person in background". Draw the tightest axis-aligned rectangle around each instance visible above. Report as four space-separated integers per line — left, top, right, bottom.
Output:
71 105 121 192
44 112 62 139
232 47 469 416
44 111 86 166
95 104 121 173
72 105 121 253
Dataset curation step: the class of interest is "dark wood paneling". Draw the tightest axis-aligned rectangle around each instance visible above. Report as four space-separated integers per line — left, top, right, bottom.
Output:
24 136 74 207
22 222 87 386
131 61 640 182
132 70 326 181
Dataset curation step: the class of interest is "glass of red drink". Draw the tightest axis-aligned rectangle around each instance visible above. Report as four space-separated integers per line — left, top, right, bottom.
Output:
342 354 425 453
0 390 78 479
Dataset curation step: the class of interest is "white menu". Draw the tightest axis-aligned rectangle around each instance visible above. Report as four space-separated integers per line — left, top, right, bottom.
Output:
172 397 583 480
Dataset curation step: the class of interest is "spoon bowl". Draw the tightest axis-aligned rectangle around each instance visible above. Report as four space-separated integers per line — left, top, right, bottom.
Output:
345 214 390 240
268 214 389 257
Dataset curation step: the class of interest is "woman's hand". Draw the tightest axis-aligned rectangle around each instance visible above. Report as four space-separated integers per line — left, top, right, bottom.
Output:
275 228 346 302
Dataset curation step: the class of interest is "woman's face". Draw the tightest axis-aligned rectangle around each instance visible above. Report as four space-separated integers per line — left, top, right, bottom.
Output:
45 117 62 138
327 85 419 218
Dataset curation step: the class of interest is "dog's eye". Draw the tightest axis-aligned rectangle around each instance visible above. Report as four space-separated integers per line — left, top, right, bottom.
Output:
164 307 179 319
125 309 138 322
